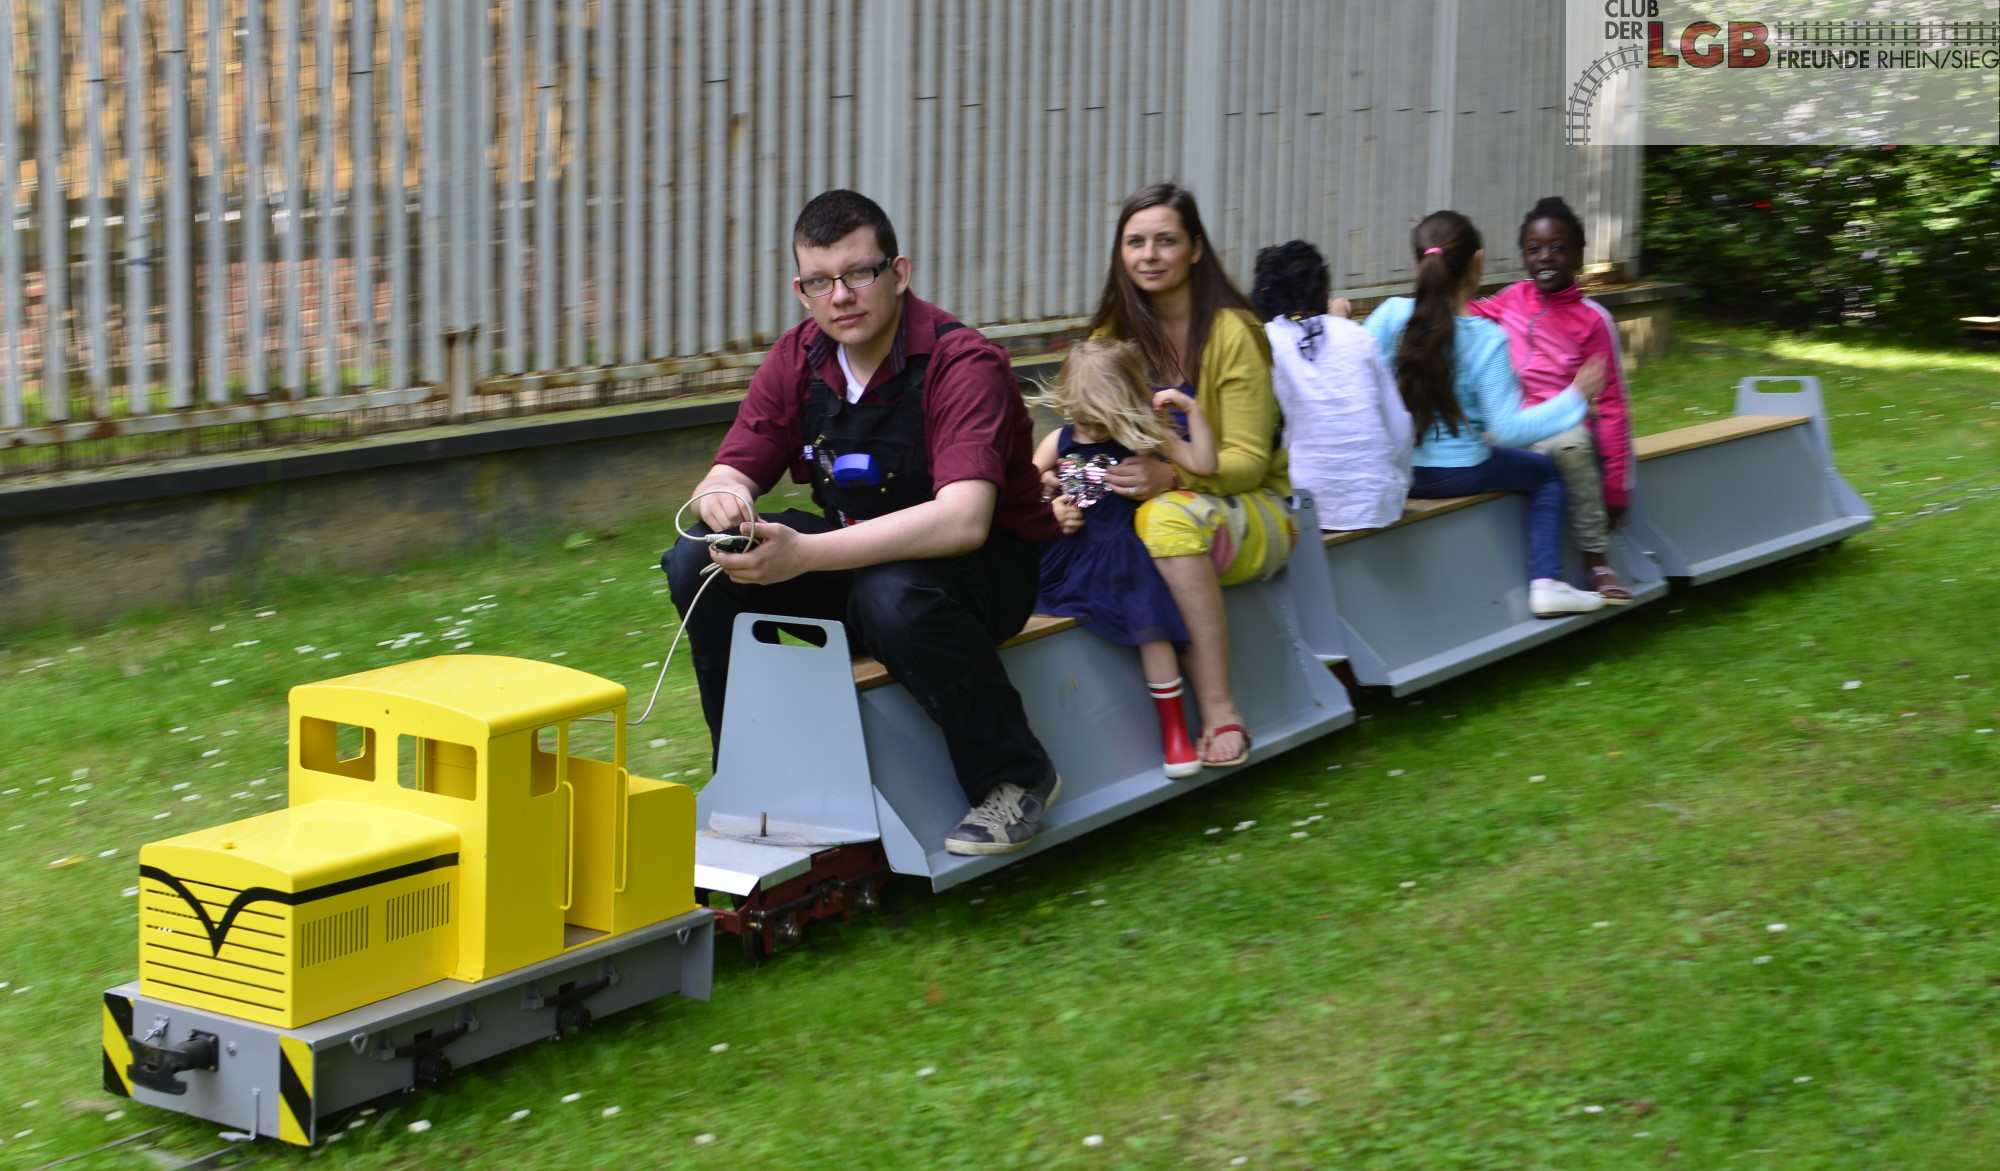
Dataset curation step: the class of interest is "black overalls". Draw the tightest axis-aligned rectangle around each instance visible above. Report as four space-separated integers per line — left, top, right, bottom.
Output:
799 321 963 527
663 322 1052 806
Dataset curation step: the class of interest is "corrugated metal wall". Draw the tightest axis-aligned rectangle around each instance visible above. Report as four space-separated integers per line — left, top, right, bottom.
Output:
0 0 1640 447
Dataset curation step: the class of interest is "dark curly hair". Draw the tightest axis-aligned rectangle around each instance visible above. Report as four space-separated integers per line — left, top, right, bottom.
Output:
1252 240 1332 359
1251 240 1330 320
1518 195 1585 254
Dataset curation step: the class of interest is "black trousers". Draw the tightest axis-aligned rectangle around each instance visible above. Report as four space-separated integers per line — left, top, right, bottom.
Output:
661 509 1053 804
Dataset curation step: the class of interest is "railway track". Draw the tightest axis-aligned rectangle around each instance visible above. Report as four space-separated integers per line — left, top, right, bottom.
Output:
30 1125 274 1171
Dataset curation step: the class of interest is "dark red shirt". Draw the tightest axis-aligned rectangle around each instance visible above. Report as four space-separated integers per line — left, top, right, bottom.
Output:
715 294 1059 542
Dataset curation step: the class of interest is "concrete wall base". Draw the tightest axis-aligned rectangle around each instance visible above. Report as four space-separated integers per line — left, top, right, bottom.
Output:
2 414 738 633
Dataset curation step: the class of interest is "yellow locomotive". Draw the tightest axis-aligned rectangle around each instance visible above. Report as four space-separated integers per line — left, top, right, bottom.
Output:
103 656 715 1145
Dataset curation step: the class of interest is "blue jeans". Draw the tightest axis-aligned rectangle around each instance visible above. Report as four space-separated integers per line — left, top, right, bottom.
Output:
1409 447 1566 582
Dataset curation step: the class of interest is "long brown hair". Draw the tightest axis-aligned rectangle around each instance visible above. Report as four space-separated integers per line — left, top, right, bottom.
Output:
1395 210 1478 440
1087 184 1266 390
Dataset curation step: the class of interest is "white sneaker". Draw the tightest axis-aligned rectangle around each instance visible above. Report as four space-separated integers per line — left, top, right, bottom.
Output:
1530 578 1605 618
944 773 1062 856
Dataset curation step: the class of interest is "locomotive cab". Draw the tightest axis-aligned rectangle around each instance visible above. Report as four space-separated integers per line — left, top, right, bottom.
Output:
136 655 696 1029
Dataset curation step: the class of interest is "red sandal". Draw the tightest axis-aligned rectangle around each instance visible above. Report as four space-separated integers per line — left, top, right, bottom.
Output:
1586 565 1633 604
1200 724 1252 768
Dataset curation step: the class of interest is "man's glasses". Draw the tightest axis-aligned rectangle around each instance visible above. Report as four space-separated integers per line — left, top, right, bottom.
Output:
798 257 894 298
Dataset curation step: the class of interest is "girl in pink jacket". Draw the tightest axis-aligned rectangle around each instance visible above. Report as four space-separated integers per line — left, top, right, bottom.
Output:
1471 197 1635 602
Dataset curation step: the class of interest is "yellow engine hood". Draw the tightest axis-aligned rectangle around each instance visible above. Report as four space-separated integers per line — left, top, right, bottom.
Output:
141 800 458 891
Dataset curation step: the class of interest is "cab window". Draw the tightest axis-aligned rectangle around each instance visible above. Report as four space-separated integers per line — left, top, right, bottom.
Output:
530 715 620 798
397 735 478 801
299 717 377 780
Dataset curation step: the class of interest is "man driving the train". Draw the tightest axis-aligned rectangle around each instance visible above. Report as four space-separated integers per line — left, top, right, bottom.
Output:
662 189 1062 856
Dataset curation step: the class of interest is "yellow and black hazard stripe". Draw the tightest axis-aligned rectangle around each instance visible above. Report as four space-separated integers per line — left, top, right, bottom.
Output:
277 1036 316 1146
101 993 136 1097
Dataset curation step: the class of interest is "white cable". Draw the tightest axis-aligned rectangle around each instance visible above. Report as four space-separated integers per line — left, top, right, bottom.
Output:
616 562 720 726
675 488 758 546
585 488 756 728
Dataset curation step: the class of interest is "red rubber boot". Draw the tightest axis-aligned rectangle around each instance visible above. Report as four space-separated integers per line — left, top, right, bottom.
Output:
1151 677 1201 778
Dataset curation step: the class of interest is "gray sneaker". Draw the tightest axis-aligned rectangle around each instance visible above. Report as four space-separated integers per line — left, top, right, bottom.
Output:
944 773 1062 856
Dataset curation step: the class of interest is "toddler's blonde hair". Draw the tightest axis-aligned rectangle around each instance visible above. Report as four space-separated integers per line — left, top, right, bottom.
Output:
1034 339 1173 455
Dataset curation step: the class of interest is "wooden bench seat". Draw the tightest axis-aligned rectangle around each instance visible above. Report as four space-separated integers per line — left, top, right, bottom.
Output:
1632 414 1808 460
1318 415 1812 548
853 416 1819 690
1321 492 1507 548
851 612 1079 691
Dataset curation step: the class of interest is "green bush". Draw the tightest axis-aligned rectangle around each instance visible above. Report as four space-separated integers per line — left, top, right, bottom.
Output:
1644 146 2000 337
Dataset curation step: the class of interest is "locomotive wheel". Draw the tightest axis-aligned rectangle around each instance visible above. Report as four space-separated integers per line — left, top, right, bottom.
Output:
413 1052 453 1089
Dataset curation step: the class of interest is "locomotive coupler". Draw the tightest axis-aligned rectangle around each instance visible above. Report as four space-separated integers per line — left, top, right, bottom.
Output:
127 1028 221 1095
388 1008 479 1088
523 962 618 1040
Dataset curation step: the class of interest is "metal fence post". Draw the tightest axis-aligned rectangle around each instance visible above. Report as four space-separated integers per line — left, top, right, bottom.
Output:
1427 0 1461 212
445 0 487 421
351 0 377 387
858 0 912 233
0 0 21 428
38 0 70 422
203 0 229 405
316 0 340 395
124 0 151 416
1180 0 1220 202
84 0 111 417
282 0 305 398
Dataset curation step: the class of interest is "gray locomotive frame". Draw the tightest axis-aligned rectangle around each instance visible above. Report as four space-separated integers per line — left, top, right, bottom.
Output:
106 909 713 1144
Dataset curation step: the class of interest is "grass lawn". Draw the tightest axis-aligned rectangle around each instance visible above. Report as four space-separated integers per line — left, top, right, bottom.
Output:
1 320 1996 1170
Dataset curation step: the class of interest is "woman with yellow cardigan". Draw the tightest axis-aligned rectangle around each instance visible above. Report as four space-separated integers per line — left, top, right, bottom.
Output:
1089 184 1296 769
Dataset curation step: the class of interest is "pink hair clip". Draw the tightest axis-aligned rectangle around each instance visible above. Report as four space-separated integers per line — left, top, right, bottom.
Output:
1422 246 1444 256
